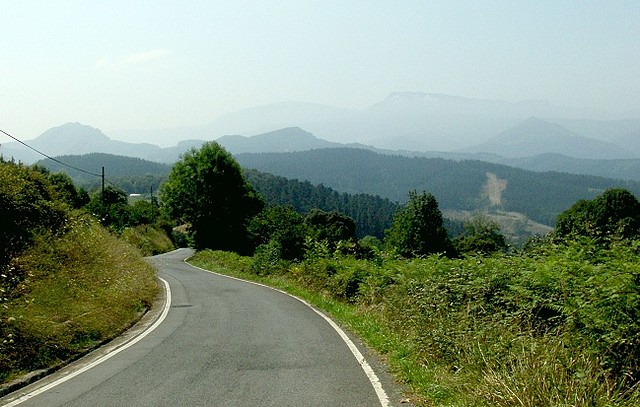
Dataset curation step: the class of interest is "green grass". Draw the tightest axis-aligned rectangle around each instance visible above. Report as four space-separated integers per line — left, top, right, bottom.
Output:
189 240 640 406
0 213 158 383
120 224 175 256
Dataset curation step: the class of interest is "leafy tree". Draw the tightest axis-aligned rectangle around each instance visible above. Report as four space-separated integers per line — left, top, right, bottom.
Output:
87 186 130 231
247 206 308 261
0 161 68 266
129 200 161 226
385 190 454 257
47 172 89 208
555 188 640 240
454 214 508 255
305 209 357 247
160 142 263 252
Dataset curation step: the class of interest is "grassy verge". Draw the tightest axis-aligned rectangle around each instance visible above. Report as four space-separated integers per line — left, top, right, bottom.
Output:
0 213 158 384
189 241 640 407
120 224 175 256
188 251 452 405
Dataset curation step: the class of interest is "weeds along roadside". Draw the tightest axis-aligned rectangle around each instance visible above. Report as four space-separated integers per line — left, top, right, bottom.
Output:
189 240 640 407
0 211 158 385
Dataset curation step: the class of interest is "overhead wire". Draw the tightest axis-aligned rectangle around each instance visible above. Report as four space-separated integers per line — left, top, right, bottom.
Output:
0 128 122 190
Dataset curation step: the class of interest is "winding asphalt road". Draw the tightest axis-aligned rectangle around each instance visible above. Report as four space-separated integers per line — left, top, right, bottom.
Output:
1 249 404 406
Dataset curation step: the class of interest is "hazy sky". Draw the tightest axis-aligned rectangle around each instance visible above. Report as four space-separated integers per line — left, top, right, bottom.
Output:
1 1 639 142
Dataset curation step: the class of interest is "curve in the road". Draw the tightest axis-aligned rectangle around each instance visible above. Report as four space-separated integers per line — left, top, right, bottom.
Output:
187 259 390 407
2 248 399 406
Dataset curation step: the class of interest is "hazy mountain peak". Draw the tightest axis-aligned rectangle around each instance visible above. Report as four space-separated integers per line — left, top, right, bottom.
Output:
463 117 634 159
36 122 109 143
251 126 315 139
217 127 336 154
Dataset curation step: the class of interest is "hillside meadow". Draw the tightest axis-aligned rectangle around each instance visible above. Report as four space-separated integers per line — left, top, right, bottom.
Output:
0 161 158 385
190 237 640 406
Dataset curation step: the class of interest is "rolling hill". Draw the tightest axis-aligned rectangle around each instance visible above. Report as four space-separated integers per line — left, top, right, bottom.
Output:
36 149 637 240
461 117 635 159
36 153 399 238
235 148 640 226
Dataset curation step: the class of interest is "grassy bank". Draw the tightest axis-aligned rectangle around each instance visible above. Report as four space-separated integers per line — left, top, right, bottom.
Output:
0 213 158 384
189 239 640 406
120 224 175 256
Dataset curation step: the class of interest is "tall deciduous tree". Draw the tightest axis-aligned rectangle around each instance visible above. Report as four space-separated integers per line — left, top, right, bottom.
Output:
385 190 454 257
160 142 263 252
247 205 308 261
555 188 640 240
454 213 508 255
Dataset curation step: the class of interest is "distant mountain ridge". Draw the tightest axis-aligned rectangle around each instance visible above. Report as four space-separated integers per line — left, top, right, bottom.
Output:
106 92 640 153
1 123 167 163
4 120 640 183
462 117 635 159
217 127 337 153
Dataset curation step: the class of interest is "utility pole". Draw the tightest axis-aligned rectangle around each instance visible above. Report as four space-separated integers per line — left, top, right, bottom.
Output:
101 166 105 200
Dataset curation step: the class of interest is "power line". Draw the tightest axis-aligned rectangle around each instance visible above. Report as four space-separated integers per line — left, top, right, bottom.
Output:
0 129 129 196
1 128 103 178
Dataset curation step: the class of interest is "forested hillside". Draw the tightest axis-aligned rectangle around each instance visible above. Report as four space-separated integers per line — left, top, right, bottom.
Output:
37 153 171 194
236 148 640 225
36 153 399 238
244 169 398 238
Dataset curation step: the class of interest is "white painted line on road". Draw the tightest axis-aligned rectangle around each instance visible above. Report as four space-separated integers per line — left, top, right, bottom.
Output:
187 260 391 407
3 278 172 407
301 297 391 407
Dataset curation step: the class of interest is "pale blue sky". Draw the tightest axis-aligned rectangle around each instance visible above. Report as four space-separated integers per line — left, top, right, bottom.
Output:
1 1 639 141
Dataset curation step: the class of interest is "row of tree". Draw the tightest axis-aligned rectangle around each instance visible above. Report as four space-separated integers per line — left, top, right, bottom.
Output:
157 143 513 259
243 169 398 239
160 142 640 262
11 142 638 266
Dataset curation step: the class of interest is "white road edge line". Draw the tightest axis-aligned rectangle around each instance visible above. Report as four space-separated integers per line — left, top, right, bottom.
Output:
3 278 172 407
187 259 391 407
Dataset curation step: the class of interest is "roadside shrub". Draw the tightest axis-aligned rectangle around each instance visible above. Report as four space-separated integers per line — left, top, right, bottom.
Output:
251 240 289 276
0 161 68 267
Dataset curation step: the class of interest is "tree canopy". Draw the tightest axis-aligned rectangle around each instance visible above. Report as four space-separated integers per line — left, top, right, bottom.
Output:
160 142 263 252
385 190 454 257
453 214 508 255
555 188 640 240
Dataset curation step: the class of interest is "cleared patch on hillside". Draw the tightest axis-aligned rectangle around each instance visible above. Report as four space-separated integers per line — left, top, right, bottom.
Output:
482 172 508 207
443 209 554 245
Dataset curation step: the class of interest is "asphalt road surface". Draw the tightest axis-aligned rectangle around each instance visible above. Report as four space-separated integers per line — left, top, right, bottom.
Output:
2 249 403 406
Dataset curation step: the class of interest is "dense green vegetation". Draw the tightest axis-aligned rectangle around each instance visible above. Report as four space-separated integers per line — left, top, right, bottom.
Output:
37 153 171 195
244 169 399 239
0 160 159 384
160 142 264 253
8 143 640 406
184 158 640 406
236 148 640 225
